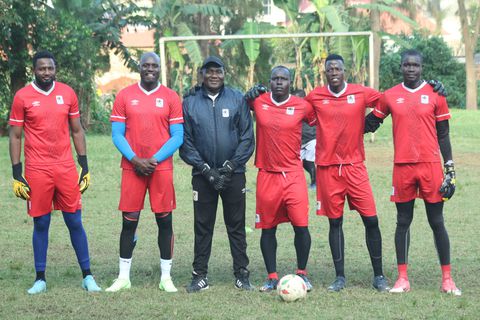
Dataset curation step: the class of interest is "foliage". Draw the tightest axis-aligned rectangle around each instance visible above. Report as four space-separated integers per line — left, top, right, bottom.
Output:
380 33 466 108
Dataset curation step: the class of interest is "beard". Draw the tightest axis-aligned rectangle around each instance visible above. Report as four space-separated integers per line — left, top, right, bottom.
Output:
34 74 55 89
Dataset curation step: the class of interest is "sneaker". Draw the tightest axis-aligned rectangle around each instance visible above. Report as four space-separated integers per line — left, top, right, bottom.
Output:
296 273 313 292
82 275 102 292
389 277 410 293
441 277 461 296
259 278 279 292
159 277 178 293
186 274 209 293
105 278 131 292
235 268 254 291
372 275 390 292
27 280 46 295
328 276 346 292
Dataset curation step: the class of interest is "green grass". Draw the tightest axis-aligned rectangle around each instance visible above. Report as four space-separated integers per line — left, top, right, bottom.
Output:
0 109 478 319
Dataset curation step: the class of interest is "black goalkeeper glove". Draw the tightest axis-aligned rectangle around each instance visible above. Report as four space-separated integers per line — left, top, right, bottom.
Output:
201 163 227 191
77 155 90 194
428 80 447 97
245 84 268 101
218 160 235 178
12 162 31 200
439 160 456 201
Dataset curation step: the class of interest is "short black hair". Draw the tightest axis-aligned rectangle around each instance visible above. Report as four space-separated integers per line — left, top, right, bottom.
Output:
325 54 344 65
33 50 56 69
401 49 423 64
292 89 306 97
271 65 290 77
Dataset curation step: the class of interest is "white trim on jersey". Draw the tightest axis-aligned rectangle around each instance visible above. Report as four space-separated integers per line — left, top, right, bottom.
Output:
169 117 184 122
436 112 451 118
137 82 161 96
69 111 80 116
270 93 291 106
32 81 56 96
327 82 348 97
373 108 386 116
9 118 24 123
111 115 127 120
401 81 427 93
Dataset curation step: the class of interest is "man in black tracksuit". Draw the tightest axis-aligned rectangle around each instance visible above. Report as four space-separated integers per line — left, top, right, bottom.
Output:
180 56 255 293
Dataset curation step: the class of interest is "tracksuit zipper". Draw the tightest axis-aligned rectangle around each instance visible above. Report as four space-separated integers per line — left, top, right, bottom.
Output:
212 99 217 168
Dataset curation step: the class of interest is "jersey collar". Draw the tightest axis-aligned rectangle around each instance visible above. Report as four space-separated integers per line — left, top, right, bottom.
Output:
138 82 161 95
32 81 56 96
270 93 291 106
327 82 348 98
401 80 427 93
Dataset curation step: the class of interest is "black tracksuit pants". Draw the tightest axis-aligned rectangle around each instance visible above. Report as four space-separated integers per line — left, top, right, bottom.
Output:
191 173 249 277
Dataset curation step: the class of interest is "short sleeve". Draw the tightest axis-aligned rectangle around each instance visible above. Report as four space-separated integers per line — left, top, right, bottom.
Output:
364 86 382 109
68 89 80 118
110 90 127 123
168 91 184 124
434 95 451 122
303 100 316 126
8 94 25 127
372 93 390 119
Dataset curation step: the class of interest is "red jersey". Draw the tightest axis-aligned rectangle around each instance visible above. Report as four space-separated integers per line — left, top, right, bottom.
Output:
373 81 450 163
251 93 315 172
110 83 183 171
306 83 381 165
9 82 80 166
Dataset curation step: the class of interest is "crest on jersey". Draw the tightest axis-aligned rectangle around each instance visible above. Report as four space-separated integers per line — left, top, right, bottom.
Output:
286 107 295 115
347 95 355 104
396 98 405 104
56 95 64 104
421 95 429 104
156 98 164 108
262 104 269 110
131 99 139 106
222 108 229 117
32 101 40 107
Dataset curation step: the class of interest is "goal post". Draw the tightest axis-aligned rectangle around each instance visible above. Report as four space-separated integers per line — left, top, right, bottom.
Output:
158 31 375 88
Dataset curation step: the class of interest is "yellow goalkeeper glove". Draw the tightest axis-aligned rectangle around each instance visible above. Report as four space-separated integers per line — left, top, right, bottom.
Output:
78 155 90 194
12 162 30 200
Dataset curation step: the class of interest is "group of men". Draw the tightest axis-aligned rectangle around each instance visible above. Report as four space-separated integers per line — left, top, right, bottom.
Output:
9 49 460 296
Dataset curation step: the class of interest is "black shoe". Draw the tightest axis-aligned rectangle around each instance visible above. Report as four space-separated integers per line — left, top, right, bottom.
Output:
186 273 209 293
328 276 346 292
235 268 254 291
373 275 390 292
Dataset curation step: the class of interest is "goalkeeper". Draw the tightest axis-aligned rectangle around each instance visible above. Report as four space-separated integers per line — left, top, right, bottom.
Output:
365 49 460 295
8 50 100 294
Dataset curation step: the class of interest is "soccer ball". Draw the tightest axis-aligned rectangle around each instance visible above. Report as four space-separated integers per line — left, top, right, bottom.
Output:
277 274 307 302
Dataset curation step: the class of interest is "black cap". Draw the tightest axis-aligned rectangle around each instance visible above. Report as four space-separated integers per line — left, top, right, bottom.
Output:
201 56 224 70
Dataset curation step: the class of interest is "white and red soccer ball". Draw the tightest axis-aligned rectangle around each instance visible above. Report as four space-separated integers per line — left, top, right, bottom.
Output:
277 274 307 302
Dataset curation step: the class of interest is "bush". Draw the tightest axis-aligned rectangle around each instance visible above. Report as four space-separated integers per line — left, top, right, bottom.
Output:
380 33 466 108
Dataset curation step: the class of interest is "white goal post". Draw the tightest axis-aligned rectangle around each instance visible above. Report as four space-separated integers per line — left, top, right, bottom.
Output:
158 31 374 88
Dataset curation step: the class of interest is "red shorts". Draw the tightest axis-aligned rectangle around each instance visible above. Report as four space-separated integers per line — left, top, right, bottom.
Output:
255 170 309 229
119 169 176 213
25 162 81 218
316 163 376 219
391 162 444 203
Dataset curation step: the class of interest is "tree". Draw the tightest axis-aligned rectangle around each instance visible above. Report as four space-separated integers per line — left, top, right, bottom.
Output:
458 0 480 110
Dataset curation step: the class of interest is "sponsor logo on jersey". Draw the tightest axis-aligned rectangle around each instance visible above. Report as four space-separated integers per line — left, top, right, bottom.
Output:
262 104 269 110
56 95 64 105
193 190 198 201
347 95 355 104
32 101 40 107
156 98 164 108
222 108 229 117
421 95 429 104
396 98 405 104
286 107 295 115
316 201 321 211
131 99 139 106
255 213 260 223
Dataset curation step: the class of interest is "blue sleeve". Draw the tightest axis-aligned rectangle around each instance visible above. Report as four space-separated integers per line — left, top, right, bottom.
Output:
111 121 136 161
153 123 184 163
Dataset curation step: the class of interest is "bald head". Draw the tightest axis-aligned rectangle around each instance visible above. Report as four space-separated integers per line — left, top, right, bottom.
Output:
140 52 160 66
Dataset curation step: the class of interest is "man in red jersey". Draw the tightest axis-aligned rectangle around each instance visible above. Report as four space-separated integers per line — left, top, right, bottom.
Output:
106 52 184 293
366 49 461 295
305 54 389 292
9 50 100 294
250 66 315 292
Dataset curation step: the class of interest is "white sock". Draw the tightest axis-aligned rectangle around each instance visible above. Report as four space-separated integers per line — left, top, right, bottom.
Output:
160 259 172 281
118 257 132 280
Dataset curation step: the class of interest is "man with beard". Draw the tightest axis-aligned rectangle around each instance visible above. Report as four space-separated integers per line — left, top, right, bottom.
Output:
107 52 184 293
9 50 101 294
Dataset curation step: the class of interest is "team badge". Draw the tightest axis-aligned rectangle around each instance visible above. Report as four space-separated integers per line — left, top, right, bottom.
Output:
421 95 429 104
193 190 198 201
56 95 64 104
396 98 405 104
32 101 40 107
222 109 229 117
286 107 295 115
131 99 139 106
156 98 164 108
255 214 260 223
347 95 355 104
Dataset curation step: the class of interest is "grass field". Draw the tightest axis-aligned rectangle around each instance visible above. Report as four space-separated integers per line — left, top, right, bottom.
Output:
0 109 478 319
